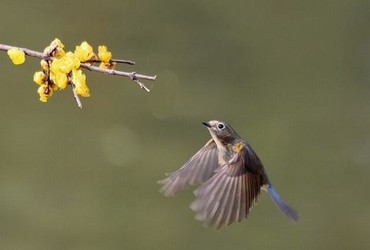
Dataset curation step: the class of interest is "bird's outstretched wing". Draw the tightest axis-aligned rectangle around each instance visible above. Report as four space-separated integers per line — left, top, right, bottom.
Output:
158 139 219 197
190 149 264 229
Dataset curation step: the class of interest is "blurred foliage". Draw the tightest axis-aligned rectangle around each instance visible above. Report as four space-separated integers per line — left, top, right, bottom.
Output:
1 0 370 249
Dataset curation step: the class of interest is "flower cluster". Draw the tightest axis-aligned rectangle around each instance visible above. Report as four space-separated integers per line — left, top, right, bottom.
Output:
3 38 156 108
8 38 114 103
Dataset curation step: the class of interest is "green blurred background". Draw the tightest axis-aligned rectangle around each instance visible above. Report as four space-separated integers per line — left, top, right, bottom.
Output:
1 0 370 249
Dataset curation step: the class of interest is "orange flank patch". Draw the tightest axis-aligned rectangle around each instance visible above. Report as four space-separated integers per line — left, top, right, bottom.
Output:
233 142 245 153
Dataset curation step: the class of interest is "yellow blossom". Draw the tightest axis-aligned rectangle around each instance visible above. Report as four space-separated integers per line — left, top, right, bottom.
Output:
33 71 46 85
37 85 53 102
71 69 90 97
50 71 68 89
54 48 65 58
50 52 79 74
99 61 116 70
75 41 95 62
98 45 112 63
65 51 80 69
50 82 59 91
40 60 49 71
7 48 25 65
44 38 65 58
99 62 109 69
51 38 64 50
52 38 64 49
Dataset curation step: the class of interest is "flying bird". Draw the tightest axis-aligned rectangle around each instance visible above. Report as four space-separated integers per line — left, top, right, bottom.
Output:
158 120 298 229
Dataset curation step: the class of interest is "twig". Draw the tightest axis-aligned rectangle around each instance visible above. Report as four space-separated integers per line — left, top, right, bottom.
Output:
111 59 136 65
89 58 136 65
80 64 156 92
0 44 46 58
71 84 83 108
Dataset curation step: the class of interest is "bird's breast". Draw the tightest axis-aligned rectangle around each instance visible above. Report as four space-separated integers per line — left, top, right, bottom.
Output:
216 141 246 164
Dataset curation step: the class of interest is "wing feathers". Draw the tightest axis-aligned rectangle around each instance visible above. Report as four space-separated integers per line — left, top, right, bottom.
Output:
190 163 263 229
158 139 219 197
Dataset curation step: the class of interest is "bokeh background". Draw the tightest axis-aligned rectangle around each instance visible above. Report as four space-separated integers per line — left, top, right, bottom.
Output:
1 1 370 249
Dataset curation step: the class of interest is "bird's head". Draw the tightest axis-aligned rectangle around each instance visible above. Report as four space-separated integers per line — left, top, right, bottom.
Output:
202 120 240 144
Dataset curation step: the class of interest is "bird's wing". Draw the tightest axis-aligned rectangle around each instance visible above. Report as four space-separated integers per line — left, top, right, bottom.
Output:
158 139 219 197
190 148 264 229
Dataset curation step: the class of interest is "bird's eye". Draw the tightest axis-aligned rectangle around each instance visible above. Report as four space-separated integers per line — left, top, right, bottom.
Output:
217 123 225 130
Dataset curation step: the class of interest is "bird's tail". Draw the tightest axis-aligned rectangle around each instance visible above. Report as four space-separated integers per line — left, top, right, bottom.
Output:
267 185 299 222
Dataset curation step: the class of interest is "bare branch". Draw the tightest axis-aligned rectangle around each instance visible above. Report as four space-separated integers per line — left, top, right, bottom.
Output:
0 44 46 58
88 58 136 65
71 84 83 108
80 64 156 92
111 59 135 65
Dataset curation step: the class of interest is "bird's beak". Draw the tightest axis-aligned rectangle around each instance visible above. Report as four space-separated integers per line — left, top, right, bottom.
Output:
202 121 211 128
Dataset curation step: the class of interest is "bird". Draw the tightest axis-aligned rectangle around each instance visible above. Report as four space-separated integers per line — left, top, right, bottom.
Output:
158 120 298 229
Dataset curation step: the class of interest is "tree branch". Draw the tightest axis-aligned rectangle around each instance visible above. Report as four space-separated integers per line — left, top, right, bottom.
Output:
80 64 155 92
71 84 83 108
0 43 156 92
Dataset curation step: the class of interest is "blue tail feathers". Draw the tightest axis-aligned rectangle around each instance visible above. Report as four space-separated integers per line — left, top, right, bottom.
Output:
267 185 299 222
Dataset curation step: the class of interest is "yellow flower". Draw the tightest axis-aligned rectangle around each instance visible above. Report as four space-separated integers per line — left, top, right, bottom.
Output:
51 38 64 50
50 82 59 91
75 41 95 62
52 38 65 57
98 45 112 63
99 62 108 69
50 52 79 74
50 71 68 89
99 61 116 70
71 69 90 97
7 48 25 65
40 60 49 71
65 51 81 69
44 38 65 58
33 71 46 85
37 85 53 102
